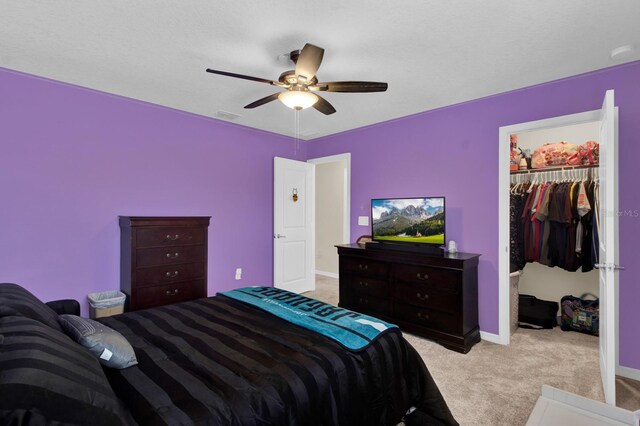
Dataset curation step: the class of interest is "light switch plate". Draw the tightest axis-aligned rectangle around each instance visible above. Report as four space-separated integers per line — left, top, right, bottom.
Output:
358 216 369 226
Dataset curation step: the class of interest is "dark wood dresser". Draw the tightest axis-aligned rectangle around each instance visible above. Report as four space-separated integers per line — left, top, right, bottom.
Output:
337 243 480 353
120 216 210 311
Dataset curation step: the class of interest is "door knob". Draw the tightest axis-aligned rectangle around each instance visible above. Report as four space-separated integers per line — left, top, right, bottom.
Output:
595 263 625 271
274 234 287 239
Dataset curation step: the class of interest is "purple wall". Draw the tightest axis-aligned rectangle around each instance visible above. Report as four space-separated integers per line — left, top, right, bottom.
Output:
2 61 638 371
0 68 305 314
307 60 640 370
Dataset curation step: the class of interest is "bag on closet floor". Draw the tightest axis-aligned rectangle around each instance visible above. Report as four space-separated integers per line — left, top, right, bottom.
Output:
518 295 559 329
560 294 599 336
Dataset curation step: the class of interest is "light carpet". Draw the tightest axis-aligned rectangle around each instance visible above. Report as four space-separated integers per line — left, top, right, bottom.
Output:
306 275 639 425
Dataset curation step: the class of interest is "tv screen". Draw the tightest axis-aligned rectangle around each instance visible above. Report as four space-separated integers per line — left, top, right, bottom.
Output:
371 197 445 246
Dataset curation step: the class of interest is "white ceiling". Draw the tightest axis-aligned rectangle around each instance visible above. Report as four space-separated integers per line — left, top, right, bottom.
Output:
2 1 639 140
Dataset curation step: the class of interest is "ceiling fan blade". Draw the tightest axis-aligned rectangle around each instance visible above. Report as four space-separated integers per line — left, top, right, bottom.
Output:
312 95 336 115
315 81 388 93
244 93 281 109
295 43 324 82
206 68 278 85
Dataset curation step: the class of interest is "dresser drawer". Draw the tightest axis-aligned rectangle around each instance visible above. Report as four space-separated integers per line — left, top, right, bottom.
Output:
132 280 205 310
394 264 460 291
394 302 460 335
342 257 388 278
344 275 388 297
136 227 205 248
346 294 390 316
394 282 459 313
136 245 205 267
134 262 205 288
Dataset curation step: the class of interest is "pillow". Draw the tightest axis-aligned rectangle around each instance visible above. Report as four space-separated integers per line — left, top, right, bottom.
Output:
0 316 132 425
0 283 64 332
59 314 138 369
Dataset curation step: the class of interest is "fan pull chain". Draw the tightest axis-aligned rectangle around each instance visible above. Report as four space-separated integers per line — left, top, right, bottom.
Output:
294 109 300 155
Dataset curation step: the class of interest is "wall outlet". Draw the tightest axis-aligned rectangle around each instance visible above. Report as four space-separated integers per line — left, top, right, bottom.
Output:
358 216 369 226
235 267 242 280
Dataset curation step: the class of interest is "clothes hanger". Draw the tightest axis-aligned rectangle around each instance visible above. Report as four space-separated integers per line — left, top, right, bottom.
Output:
527 173 535 192
513 175 521 193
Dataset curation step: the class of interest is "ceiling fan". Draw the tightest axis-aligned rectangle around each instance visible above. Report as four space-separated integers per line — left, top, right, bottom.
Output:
205 43 388 115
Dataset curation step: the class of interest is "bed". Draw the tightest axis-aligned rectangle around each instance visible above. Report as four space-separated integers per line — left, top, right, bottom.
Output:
0 283 457 425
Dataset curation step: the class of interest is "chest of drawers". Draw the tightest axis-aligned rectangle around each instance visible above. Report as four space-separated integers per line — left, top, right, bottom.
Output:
120 216 210 311
337 243 480 353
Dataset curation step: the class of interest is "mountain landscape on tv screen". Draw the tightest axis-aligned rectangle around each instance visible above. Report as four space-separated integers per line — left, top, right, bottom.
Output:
373 203 444 243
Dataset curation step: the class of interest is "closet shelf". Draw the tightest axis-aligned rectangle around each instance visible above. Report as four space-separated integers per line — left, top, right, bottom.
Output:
510 164 598 175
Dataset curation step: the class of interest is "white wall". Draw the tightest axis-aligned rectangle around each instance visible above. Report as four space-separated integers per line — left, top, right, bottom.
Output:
315 160 346 275
512 121 599 310
516 121 599 151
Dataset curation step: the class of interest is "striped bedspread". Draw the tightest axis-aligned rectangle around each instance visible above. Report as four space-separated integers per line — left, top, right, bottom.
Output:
99 295 457 425
219 286 397 350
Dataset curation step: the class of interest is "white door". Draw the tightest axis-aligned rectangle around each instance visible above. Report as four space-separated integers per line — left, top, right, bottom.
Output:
274 157 315 293
596 90 619 405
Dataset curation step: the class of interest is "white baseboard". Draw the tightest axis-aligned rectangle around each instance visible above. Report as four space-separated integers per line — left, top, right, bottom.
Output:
617 364 640 381
480 331 502 344
315 270 339 279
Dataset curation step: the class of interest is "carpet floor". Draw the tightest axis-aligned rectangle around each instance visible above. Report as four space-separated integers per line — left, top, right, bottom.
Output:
306 275 639 425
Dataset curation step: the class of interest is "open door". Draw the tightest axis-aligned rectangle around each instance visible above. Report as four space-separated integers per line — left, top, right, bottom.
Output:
596 89 619 405
499 90 621 410
273 157 315 293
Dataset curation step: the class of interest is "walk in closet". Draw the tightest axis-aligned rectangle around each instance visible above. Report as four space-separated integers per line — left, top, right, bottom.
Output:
509 121 600 315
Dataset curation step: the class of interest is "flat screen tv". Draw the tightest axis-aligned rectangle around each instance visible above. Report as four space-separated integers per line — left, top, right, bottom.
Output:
371 197 445 246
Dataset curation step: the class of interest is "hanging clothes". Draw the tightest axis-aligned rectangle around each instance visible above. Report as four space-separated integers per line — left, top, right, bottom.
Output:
591 181 600 268
510 189 527 270
509 167 599 272
535 182 553 266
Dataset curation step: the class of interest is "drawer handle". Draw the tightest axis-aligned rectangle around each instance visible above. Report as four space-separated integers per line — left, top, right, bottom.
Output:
417 312 429 320
359 281 369 287
358 297 369 305
165 234 193 241
358 264 369 271
416 292 429 301
165 271 179 278
165 289 179 296
166 252 180 259
416 272 429 281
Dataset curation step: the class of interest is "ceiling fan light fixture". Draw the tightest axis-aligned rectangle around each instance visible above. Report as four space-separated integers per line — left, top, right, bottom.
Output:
278 90 318 110
206 43 386 116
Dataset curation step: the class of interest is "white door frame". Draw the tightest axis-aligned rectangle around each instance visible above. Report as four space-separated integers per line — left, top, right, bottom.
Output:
307 152 351 247
498 109 603 345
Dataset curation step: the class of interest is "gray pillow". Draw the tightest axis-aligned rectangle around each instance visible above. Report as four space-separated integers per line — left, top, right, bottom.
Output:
59 314 138 369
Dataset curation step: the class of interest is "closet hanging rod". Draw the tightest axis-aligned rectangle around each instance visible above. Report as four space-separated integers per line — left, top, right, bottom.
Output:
510 164 598 175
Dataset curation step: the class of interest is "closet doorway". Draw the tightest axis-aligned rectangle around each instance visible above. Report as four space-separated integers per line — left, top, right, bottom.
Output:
498 91 619 404
307 153 350 279
512 122 600 308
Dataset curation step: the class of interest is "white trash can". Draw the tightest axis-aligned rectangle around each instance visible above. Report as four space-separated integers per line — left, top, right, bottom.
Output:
88 290 126 319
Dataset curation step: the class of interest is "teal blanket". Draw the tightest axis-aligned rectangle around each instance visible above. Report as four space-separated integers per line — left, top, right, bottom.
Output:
219 286 398 351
